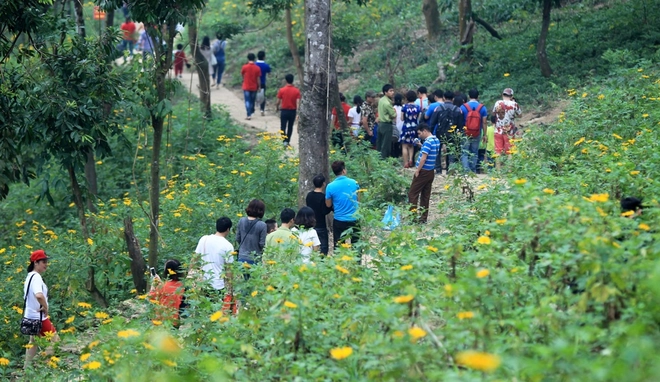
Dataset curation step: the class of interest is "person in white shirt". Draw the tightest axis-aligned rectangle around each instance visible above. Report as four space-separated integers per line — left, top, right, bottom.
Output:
347 95 364 137
195 217 234 294
23 249 59 368
294 207 320 263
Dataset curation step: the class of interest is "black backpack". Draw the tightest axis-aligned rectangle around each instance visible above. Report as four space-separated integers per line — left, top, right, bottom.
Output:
432 103 463 139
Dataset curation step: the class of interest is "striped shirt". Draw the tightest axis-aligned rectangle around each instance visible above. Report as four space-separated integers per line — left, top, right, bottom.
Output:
416 135 440 170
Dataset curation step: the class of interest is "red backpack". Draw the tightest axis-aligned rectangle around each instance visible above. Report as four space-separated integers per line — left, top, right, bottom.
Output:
463 103 484 137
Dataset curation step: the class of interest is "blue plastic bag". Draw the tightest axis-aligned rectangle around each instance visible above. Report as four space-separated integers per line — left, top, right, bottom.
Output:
382 205 400 230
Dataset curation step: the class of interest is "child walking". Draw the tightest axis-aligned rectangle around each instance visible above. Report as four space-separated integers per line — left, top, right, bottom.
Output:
173 44 189 78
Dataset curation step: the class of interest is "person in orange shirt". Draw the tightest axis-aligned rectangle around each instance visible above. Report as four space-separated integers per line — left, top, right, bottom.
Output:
241 53 262 120
120 17 136 57
149 259 187 328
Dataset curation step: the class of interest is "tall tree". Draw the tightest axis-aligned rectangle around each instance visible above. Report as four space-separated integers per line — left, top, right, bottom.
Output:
188 15 212 118
106 0 207 268
297 0 333 205
458 0 472 43
537 0 554 77
422 0 441 40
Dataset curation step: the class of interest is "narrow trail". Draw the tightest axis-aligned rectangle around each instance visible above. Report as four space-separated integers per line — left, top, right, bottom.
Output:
177 71 300 150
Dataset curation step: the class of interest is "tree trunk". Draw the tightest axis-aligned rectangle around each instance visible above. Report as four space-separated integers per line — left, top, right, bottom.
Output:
298 0 332 206
147 22 177 268
458 0 471 43
422 0 441 40
537 0 553 77
124 216 147 293
72 0 86 38
84 149 98 213
286 7 305 85
106 9 115 30
188 16 212 117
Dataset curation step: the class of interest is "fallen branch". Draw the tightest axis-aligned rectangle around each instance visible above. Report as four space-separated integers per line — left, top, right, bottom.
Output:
474 14 503 40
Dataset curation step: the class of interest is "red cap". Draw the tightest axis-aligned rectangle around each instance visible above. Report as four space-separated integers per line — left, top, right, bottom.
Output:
30 250 48 262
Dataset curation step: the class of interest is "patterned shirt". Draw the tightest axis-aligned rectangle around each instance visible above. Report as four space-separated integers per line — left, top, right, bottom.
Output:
492 99 522 135
361 103 376 132
416 135 440 170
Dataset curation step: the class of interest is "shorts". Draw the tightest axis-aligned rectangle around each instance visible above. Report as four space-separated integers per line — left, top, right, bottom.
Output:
494 133 512 155
40 318 56 336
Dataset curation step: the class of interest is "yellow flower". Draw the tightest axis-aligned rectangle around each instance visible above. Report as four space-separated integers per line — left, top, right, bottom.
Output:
152 320 162 326
94 312 109 320
587 193 609 202
642 114 649 118
630 170 640 175
357 188 368 193
392 330 404 338
393 295 414 304
444 284 453 297
340 243 351 248
242 262 251 268
612 133 623 139
340 255 353 261
455 351 501 372
510 267 519 273
210 311 223 322
87 238 94 246
408 326 427 342
477 236 491 245
163 360 177 367
495 219 507 224
503 73 510 77
639 223 650 231
457 311 475 319
335 265 350 274
574 137 585 146
621 210 635 217
274 238 283 244
333 294 341 299
582 92 588 98
330 346 353 360
543 188 555 194
78 302 92 309
65 316 75 324
514 178 527 185
157 335 181 355
266 285 275 291
284 301 298 309
476 269 490 278
0 357 10 367
117 329 140 338
82 361 102 370
598 94 605 100
80 353 91 362
88 340 100 349
444 184 451 190
352 277 362 282
400 264 413 270
251 290 258 297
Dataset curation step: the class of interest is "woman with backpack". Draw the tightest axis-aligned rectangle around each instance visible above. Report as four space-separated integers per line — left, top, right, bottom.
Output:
22 250 59 368
212 34 227 87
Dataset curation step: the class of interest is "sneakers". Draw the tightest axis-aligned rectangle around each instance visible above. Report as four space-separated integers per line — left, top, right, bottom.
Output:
260 111 265 116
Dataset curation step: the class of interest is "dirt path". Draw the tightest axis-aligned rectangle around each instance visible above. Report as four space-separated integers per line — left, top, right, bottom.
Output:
177 72 299 150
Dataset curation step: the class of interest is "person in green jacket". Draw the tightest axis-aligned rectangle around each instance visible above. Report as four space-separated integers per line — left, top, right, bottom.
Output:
377 84 397 159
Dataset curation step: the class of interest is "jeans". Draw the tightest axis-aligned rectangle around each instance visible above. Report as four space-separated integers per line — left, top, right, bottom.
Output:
280 109 296 143
461 135 481 173
260 84 267 112
376 122 393 159
121 40 134 55
238 259 255 281
435 138 458 173
333 219 360 248
314 227 329 255
243 90 257 117
477 149 489 173
213 60 225 85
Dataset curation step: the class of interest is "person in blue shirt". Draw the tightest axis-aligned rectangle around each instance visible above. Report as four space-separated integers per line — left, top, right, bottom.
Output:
256 51 272 116
424 89 444 121
325 161 360 250
460 88 488 173
409 123 440 223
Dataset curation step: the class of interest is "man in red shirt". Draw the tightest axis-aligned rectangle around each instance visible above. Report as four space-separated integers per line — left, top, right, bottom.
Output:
276 74 301 145
240 53 262 120
331 93 351 130
120 17 136 57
